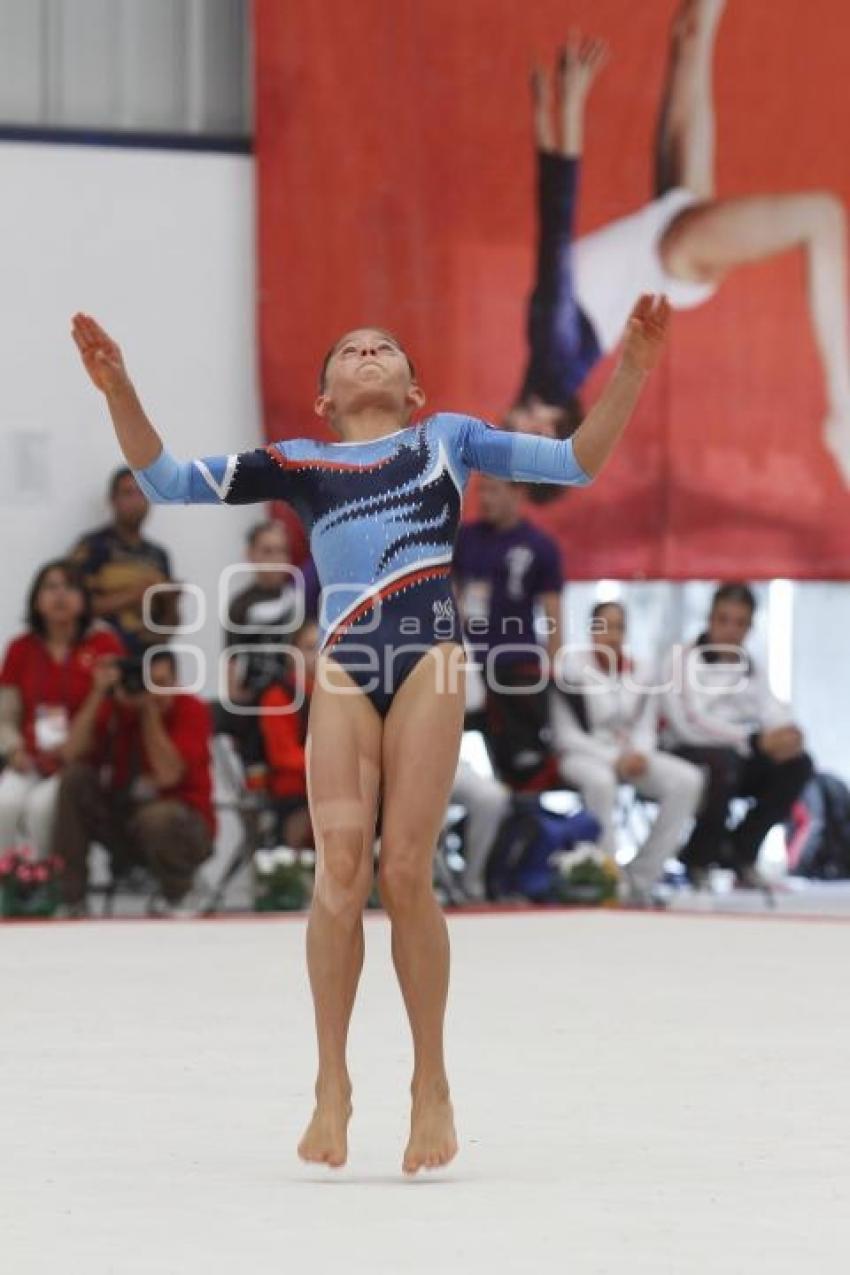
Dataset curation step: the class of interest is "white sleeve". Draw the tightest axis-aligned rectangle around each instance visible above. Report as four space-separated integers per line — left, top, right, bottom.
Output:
660 647 752 753
754 668 794 731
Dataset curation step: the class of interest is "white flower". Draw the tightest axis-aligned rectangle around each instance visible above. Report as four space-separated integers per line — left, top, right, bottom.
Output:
299 849 316 869
554 842 604 875
254 850 275 875
273 846 297 868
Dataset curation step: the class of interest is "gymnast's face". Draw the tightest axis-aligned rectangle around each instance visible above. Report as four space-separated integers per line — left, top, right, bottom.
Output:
315 328 425 433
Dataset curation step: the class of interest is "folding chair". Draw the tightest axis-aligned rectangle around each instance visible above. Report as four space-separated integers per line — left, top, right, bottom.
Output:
202 732 276 915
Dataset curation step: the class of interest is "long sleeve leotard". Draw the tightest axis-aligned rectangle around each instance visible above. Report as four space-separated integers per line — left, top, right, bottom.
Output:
135 411 590 656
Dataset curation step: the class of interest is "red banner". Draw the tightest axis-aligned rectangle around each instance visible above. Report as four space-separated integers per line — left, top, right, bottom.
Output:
255 0 850 578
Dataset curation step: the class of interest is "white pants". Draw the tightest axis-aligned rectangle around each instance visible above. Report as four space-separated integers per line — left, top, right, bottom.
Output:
0 768 61 856
451 761 512 901
558 751 704 894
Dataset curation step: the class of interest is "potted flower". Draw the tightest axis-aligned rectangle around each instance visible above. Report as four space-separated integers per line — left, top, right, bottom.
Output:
253 846 315 912
0 848 64 919
551 843 620 906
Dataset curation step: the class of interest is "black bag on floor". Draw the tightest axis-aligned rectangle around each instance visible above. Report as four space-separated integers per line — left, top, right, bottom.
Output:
789 772 850 879
484 797 600 902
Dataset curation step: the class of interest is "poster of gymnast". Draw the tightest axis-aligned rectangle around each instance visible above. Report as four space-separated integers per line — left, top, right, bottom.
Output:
255 0 850 579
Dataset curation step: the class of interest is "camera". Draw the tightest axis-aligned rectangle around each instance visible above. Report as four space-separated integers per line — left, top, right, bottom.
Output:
116 656 146 695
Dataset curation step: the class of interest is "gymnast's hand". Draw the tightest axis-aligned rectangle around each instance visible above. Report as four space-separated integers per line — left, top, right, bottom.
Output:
71 313 132 398
620 294 671 375
532 32 608 156
71 313 163 469
559 31 608 110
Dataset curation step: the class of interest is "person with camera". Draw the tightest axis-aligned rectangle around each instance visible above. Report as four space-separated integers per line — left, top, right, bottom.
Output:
0 559 124 857
53 648 215 917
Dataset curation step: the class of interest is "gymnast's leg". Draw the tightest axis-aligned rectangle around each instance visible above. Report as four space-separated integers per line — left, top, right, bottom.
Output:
654 0 726 200
653 1 850 476
297 655 382 1168
660 192 850 477
377 643 467 1173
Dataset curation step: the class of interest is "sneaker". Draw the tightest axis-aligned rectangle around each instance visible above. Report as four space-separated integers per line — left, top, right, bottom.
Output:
734 864 777 908
146 891 204 919
114 865 154 895
735 864 769 890
54 900 89 920
619 872 669 910
685 865 712 891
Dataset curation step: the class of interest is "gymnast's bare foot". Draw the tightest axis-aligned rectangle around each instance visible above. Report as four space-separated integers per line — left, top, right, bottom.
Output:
298 1078 353 1168
403 1079 458 1175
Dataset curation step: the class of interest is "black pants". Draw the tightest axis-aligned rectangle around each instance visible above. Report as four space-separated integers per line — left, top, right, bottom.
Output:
674 745 813 870
483 665 551 786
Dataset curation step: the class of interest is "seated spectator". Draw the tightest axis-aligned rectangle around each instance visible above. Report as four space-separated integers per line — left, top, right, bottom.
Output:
70 467 178 656
551 601 703 905
257 619 318 849
0 560 123 855
661 582 813 888
454 475 563 784
219 522 320 783
52 649 215 917
223 520 309 709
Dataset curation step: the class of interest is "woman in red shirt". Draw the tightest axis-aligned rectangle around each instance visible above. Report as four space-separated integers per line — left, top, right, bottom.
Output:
0 560 123 855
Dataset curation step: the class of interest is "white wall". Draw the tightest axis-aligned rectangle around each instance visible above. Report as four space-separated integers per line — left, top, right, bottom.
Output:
0 140 262 694
792 583 850 785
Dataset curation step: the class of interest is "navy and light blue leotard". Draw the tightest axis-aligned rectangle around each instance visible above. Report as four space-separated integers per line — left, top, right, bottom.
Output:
135 412 590 715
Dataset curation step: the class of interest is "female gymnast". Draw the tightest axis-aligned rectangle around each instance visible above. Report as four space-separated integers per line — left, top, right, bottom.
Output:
71 295 669 1174
511 1 850 496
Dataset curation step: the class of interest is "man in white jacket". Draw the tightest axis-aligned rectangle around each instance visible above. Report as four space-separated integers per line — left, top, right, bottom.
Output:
551 601 703 905
661 583 813 886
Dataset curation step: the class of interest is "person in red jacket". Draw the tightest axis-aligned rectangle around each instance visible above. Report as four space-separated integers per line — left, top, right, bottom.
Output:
0 559 123 856
52 648 216 916
258 619 319 849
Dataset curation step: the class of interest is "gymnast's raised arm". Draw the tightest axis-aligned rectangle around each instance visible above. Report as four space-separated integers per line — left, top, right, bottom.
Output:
570 293 670 477
464 294 670 484
72 313 164 469
71 313 290 506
